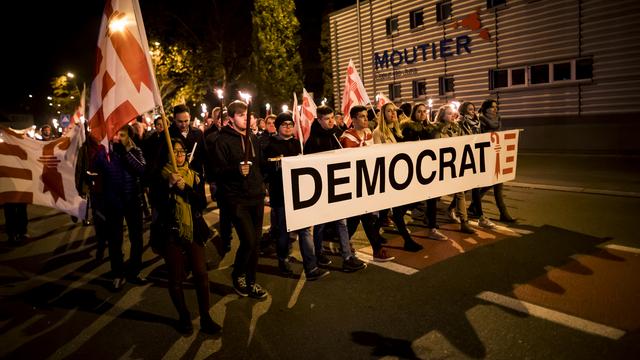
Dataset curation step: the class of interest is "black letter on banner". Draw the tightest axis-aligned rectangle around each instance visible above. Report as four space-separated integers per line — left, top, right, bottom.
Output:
475 141 490 173
416 149 436 184
459 144 476 177
328 162 352 203
356 157 385 197
389 153 414 190
292 167 322 210
439 147 457 181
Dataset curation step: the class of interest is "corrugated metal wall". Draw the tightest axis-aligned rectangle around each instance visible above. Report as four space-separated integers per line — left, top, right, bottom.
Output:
330 0 640 119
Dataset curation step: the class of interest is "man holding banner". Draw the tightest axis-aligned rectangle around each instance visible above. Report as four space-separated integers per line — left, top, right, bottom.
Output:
303 105 367 273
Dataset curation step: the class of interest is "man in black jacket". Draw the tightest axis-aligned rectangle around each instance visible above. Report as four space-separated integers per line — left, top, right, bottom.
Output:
264 112 330 280
303 105 366 273
212 100 268 299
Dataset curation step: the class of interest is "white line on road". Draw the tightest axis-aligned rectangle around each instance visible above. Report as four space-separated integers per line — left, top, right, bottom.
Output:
476 291 625 340
356 252 418 275
603 244 640 254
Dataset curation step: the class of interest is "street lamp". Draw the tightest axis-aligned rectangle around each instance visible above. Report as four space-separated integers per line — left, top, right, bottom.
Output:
66 72 75 79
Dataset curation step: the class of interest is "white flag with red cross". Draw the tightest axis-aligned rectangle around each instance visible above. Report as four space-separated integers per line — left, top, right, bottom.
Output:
341 59 371 127
88 0 161 146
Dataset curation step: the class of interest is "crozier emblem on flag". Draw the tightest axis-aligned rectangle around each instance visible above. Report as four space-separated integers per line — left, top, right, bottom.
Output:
88 0 161 145
341 59 371 127
0 125 87 219
296 88 316 144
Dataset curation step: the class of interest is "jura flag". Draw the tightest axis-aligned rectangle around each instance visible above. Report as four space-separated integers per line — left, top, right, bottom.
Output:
341 59 371 127
299 88 316 144
292 92 304 152
88 0 161 145
376 92 392 109
0 124 88 219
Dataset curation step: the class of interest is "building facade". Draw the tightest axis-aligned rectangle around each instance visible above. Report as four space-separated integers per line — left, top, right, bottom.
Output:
329 0 640 153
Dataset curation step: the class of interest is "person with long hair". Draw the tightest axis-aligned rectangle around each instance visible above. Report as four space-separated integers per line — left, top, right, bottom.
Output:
434 104 476 234
373 102 425 251
457 102 497 229
471 99 517 222
159 137 220 335
399 103 448 241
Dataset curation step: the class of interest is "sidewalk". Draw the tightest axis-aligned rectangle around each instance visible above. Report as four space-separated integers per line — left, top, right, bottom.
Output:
509 153 640 197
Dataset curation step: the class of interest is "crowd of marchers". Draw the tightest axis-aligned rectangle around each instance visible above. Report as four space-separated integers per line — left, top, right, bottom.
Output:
10 98 516 336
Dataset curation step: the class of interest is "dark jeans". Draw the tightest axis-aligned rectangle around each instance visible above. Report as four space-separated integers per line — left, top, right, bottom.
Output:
217 197 233 246
4 203 27 236
347 213 382 252
472 183 508 215
106 201 144 278
228 202 264 285
166 238 210 318
381 205 412 243
425 198 439 229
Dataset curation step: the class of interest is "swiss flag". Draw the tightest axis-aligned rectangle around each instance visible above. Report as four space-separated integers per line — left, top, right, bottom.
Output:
88 0 161 146
341 59 371 127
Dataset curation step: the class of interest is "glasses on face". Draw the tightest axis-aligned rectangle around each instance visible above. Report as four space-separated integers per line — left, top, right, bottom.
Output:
281 122 294 128
175 150 186 156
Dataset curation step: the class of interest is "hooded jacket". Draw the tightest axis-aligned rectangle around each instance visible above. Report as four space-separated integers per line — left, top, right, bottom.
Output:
212 126 266 204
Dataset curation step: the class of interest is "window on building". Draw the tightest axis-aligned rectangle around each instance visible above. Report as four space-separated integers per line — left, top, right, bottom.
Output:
576 58 593 80
410 9 424 29
386 16 399 35
438 76 454 95
436 1 452 23
511 68 526 86
490 69 508 89
389 83 402 100
412 80 427 98
530 64 549 84
487 0 507 9
553 62 572 81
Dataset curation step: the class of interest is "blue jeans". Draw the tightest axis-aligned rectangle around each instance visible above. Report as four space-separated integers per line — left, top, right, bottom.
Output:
272 206 316 273
313 218 353 260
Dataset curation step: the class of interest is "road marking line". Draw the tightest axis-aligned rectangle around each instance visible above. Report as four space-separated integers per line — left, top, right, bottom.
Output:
604 244 640 254
476 291 625 340
356 252 419 275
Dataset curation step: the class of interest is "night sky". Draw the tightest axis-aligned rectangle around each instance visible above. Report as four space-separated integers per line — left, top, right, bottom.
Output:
0 0 357 122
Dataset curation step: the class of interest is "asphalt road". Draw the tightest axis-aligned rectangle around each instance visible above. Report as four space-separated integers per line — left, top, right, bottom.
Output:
1 180 639 359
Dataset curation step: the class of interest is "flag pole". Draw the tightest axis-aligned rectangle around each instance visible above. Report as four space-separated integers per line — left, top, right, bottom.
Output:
159 107 177 172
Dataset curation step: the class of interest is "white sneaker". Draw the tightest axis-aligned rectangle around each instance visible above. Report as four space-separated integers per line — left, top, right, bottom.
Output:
448 209 461 223
479 216 497 229
428 228 448 241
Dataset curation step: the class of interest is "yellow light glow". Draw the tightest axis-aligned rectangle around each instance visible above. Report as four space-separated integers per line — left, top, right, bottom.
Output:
109 16 129 33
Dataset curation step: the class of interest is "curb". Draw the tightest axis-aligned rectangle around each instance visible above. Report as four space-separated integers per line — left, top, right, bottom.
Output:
505 181 640 198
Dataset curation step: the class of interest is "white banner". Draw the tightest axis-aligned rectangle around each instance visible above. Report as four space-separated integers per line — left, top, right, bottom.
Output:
282 130 519 231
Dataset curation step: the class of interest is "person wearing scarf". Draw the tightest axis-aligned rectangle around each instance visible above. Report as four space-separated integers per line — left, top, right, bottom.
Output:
472 99 517 223
458 102 497 230
160 137 220 336
434 104 477 235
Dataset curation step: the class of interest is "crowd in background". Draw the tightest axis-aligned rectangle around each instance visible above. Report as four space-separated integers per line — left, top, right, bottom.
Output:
4 98 517 335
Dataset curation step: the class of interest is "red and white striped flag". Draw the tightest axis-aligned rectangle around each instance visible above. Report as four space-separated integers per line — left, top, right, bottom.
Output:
298 88 316 144
0 124 87 219
376 92 392 110
341 59 371 127
88 0 161 146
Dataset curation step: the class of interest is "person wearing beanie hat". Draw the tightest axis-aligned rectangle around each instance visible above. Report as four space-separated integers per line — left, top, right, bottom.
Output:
263 112 330 280
40 124 52 141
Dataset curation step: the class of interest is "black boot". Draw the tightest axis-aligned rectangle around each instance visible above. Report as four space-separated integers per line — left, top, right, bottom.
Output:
194 276 220 333
169 287 193 335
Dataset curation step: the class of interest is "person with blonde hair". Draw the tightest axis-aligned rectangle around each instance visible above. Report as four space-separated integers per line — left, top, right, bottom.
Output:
373 103 425 252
